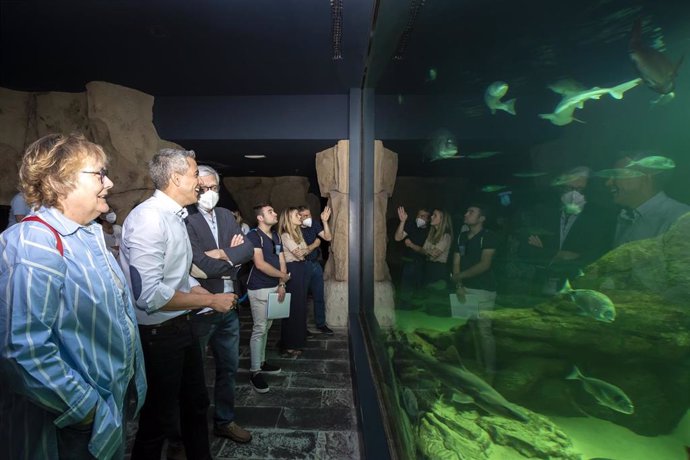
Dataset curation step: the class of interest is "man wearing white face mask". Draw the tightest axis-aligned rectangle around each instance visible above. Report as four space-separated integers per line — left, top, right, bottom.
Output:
184 165 254 443
528 166 613 291
298 205 333 334
98 207 122 258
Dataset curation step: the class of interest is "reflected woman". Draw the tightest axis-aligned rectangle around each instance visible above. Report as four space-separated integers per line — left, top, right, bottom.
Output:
278 207 309 357
423 208 454 289
0 133 147 459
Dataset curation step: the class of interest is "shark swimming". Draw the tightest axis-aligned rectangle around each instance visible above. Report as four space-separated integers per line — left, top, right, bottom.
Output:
539 78 642 126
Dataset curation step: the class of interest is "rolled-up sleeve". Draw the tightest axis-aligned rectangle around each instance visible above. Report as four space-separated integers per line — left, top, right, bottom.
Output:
1 244 99 427
124 212 175 312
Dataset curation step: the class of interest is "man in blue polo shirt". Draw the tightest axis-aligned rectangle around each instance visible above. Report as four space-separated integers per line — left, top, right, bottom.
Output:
298 205 333 335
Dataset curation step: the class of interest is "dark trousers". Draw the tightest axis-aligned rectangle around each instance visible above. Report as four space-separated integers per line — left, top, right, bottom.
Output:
132 319 211 460
281 261 307 349
397 258 424 308
304 260 326 327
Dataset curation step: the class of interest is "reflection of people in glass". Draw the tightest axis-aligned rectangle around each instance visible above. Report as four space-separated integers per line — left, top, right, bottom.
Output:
452 204 498 378
394 206 430 307
422 208 453 289
528 166 613 290
607 154 690 247
0 133 147 459
98 207 122 258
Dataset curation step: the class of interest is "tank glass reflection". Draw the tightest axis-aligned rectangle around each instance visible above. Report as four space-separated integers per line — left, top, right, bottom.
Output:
368 1 690 459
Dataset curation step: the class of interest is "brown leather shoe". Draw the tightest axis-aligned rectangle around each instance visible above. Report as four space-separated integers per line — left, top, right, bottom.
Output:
214 421 252 443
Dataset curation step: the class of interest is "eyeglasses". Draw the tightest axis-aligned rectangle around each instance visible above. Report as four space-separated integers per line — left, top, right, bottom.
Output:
199 185 219 193
81 168 109 183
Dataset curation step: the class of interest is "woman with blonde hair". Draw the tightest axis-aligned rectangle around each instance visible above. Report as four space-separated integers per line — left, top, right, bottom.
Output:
423 208 453 288
0 133 147 459
277 207 309 357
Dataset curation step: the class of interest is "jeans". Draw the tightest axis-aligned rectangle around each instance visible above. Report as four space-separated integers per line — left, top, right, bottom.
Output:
304 260 326 327
132 320 211 460
248 287 276 372
198 309 240 427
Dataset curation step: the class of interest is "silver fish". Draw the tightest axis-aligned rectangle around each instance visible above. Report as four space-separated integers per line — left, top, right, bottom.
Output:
559 279 616 323
484 81 516 115
566 366 634 415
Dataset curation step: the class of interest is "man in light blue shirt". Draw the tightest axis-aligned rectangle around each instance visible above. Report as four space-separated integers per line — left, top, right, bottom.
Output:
120 149 237 460
607 155 690 247
6 191 31 228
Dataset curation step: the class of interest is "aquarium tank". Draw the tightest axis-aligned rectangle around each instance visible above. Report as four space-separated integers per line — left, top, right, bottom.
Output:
362 0 690 458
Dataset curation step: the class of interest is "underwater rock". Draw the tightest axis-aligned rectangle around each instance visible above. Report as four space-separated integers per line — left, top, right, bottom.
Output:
476 413 580 460
418 403 491 460
452 287 690 435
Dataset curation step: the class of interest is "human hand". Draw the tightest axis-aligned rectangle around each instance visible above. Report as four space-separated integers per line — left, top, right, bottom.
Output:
205 249 225 260
397 206 408 222
230 234 244 247
210 293 238 313
321 206 332 222
404 239 414 248
277 285 286 302
455 285 466 303
528 235 543 248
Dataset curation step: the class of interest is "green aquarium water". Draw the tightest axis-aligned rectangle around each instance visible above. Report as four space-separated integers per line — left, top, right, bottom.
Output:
367 0 690 458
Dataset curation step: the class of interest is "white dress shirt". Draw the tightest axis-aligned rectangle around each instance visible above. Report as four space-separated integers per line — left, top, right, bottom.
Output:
120 190 199 325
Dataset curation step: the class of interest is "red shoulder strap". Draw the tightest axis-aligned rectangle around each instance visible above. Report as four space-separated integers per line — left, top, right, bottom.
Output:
22 216 64 256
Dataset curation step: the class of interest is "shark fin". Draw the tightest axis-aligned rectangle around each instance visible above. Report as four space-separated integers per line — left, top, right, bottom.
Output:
674 54 684 76
572 116 586 124
566 365 582 380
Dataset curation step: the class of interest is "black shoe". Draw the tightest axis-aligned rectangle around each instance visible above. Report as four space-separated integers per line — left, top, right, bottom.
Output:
250 372 269 393
260 361 281 374
306 330 319 339
318 325 334 335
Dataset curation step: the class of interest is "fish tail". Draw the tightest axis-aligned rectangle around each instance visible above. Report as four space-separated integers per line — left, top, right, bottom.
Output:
504 98 517 115
566 365 582 380
558 279 573 295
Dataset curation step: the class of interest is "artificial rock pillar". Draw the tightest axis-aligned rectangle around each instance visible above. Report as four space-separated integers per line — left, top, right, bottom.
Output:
315 140 398 328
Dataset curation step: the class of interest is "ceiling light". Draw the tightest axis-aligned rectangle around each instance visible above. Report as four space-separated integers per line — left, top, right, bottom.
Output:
244 154 266 159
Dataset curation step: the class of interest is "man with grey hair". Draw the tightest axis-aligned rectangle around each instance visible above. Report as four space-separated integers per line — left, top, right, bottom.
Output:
527 166 613 291
185 164 254 443
121 149 237 460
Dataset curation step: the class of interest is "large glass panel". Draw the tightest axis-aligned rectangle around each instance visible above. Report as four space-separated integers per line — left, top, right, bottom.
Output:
367 1 690 459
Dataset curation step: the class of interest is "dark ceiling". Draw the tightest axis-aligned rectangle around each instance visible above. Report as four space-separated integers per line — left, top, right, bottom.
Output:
2 0 690 179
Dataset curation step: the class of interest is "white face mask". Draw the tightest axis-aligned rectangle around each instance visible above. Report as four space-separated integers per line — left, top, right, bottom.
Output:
561 190 586 215
415 217 427 228
198 190 219 211
302 217 313 228
105 212 117 224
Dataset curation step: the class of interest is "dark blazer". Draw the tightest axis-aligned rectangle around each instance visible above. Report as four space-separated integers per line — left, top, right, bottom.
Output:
185 205 254 294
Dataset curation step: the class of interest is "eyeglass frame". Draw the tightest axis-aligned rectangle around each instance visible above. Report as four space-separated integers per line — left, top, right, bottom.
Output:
81 168 109 183
199 185 219 193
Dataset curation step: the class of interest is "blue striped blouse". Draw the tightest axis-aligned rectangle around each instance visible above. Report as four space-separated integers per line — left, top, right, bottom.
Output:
0 206 147 459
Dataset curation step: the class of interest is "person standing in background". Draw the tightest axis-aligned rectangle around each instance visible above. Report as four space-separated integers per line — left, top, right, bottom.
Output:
394 206 431 308
298 204 334 334
6 191 31 228
98 207 122 259
185 165 254 443
279 207 309 356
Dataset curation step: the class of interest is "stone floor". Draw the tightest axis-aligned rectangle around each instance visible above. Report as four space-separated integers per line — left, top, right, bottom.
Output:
127 305 361 460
